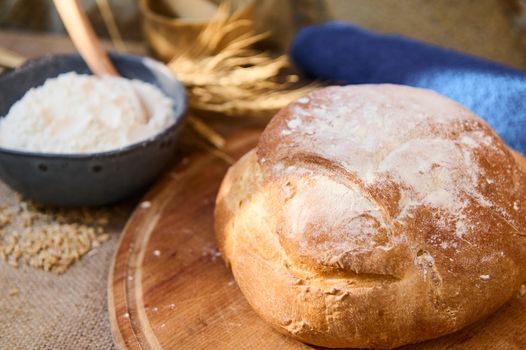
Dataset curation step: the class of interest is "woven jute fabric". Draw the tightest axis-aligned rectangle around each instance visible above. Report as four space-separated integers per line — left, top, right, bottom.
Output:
0 182 132 350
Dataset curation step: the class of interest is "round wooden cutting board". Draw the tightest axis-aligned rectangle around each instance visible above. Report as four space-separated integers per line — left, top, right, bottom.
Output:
108 128 526 350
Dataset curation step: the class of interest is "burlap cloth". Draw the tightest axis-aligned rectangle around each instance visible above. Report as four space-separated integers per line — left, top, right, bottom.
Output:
0 181 129 350
1 1 525 349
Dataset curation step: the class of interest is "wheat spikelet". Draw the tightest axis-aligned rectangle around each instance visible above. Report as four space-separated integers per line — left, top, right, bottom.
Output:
95 0 128 52
168 2 317 118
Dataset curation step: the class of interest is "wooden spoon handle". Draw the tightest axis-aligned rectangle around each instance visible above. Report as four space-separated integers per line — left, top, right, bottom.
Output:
53 0 118 76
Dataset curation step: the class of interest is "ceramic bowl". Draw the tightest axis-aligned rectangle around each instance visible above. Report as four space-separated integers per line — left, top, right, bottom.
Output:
0 53 187 207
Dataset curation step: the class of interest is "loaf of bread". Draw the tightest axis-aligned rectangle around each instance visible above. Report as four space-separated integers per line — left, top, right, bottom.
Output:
214 85 526 349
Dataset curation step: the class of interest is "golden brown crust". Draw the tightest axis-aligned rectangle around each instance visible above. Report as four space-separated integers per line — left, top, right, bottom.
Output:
214 85 526 349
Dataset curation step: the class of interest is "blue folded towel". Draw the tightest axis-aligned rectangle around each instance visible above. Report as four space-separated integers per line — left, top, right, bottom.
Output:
291 22 526 155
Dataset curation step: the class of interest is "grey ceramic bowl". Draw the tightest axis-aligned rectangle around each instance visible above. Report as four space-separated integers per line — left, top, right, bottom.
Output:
0 53 187 207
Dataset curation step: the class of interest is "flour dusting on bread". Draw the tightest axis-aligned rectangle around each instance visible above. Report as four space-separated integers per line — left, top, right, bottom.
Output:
258 85 522 248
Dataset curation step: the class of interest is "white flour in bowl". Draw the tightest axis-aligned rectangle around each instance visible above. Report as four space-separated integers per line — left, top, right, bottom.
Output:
0 72 175 153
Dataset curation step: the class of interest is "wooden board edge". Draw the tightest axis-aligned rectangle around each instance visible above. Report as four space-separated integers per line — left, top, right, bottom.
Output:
108 170 182 350
108 217 133 350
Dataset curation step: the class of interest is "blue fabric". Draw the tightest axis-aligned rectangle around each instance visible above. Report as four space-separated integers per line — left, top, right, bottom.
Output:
291 22 526 155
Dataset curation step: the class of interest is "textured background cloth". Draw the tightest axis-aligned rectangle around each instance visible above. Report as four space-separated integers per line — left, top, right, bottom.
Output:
291 22 526 155
0 178 130 350
0 211 121 350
